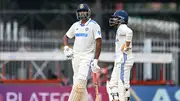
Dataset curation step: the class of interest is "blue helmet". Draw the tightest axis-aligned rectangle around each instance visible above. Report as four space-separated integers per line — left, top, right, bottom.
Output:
109 10 128 27
76 4 91 20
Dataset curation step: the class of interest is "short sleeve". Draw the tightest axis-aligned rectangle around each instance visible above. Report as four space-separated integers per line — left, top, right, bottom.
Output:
66 23 75 39
93 24 102 39
126 29 133 42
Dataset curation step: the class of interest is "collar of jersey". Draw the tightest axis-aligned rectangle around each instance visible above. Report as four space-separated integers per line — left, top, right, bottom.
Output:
79 18 91 26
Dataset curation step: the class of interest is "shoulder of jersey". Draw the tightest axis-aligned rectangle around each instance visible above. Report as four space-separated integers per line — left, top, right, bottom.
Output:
126 26 133 33
119 25 132 33
72 20 98 26
89 20 100 28
89 20 98 25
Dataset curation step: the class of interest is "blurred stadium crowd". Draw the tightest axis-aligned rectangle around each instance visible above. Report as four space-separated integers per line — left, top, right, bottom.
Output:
0 0 180 87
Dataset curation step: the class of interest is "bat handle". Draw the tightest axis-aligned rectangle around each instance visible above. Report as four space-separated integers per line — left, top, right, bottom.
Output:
93 73 97 83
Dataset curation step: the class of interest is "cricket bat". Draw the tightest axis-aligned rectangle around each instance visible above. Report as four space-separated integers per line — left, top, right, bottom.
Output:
93 73 99 101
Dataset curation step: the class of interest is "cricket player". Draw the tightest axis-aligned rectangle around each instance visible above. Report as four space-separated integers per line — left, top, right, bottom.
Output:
106 10 134 101
63 3 102 101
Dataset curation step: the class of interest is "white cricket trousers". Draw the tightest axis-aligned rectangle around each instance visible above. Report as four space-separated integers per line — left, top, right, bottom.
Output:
110 53 134 89
71 53 93 84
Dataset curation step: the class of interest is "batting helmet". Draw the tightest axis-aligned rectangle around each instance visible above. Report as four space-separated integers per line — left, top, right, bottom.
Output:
76 4 91 20
109 10 128 27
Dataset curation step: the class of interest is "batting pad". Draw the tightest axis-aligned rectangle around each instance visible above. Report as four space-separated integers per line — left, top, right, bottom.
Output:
125 88 130 97
106 81 119 101
68 79 87 101
118 81 125 101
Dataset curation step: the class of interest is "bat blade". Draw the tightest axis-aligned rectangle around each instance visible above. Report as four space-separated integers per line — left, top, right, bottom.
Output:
93 73 99 101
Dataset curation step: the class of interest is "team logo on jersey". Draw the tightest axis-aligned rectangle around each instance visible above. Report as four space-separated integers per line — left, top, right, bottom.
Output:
85 27 89 31
98 31 101 35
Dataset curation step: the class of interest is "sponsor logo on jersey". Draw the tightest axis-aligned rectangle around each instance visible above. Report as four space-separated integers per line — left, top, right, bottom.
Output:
75 33 88 37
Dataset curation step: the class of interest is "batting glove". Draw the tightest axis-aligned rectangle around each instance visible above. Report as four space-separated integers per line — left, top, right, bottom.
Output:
63 46 73 60
91 59 100 73
121 43 130 53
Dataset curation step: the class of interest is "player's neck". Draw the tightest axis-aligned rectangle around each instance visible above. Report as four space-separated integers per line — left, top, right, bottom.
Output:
81 19 88 25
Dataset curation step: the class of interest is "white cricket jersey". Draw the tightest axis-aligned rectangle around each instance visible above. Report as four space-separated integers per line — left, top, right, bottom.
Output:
115 24 133 62
66 18 101 54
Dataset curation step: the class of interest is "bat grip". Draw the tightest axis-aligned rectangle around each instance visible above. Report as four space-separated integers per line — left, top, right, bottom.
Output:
93 73 97 83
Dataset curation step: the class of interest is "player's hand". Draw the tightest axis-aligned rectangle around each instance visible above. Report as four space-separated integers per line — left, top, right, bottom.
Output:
121 43 130 53
91 59 100 73
63 46 73 60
